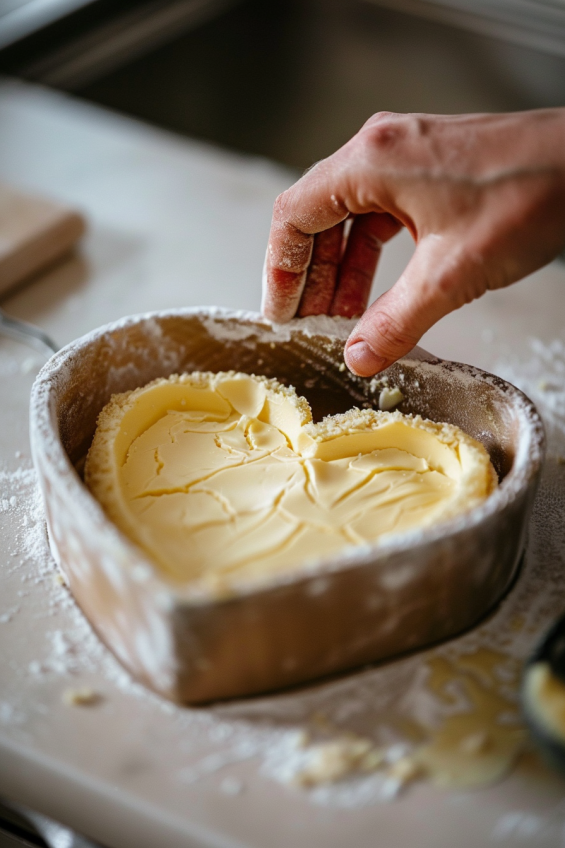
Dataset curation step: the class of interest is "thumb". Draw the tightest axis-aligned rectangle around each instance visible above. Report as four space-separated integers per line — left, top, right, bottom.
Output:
344 234 485 376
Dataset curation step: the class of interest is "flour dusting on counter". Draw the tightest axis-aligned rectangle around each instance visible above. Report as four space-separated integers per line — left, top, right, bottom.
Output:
2 335 565 812
0 465 145 695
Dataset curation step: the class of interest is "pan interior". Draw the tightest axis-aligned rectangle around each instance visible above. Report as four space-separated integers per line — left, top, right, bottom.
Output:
54 313 522 483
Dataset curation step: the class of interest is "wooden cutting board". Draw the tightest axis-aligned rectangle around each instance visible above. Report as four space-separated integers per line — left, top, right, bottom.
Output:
0 183 86 296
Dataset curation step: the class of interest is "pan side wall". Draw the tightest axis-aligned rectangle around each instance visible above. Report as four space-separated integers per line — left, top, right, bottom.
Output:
29 310 544 703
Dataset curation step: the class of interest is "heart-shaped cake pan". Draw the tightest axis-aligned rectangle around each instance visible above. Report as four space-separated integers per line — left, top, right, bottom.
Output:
30 308 545 703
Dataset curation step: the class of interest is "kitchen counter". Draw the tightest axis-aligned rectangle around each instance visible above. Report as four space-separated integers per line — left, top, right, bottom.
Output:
1 77 565 848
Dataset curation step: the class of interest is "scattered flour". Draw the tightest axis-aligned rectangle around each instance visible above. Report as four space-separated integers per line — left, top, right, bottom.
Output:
0 465 146 696
2 334 565 815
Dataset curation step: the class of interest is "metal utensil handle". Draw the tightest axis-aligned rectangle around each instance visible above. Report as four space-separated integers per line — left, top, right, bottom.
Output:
24 809 102 848
0 798 103 848
0 308 58 355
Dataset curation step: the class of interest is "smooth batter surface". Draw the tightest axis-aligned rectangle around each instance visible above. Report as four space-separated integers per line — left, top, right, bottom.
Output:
85 372 497 587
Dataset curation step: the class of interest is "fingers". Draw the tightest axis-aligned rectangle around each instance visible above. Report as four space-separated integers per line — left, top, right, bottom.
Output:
262 165 352 322
261 263 308 324
262 112 445 323
261 230 313 324
298 223 344 316
344 235 486 376
330 213 403 318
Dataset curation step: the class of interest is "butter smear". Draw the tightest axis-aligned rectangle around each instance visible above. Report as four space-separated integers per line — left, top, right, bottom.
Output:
85 372 497 589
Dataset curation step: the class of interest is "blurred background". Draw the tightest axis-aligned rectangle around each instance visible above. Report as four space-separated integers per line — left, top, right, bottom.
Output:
1 7 565 848
0 0 564 170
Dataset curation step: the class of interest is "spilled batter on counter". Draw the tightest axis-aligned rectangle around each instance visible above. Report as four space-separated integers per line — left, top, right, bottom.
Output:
85 371 497 588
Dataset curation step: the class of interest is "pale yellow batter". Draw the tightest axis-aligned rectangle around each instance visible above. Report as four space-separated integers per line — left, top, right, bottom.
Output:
85 371 497 588
523 661 565 739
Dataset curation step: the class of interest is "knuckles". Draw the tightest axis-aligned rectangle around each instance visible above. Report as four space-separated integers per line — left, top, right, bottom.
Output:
357 112 408 156
362 111 398 131
355 111 439 167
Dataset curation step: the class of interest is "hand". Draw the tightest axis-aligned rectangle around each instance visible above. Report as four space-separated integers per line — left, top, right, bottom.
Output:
262 110 565 376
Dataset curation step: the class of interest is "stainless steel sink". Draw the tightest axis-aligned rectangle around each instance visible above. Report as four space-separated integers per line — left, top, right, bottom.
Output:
2 0 565 170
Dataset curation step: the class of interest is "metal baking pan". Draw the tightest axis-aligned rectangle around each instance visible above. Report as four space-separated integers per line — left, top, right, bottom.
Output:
29 308 545 703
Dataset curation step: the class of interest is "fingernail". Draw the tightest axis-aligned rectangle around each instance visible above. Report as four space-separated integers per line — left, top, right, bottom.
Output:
345 341 389 376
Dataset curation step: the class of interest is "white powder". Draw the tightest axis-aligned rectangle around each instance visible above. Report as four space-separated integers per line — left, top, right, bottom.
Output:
205 335 565 807
3 332 565 813
0 465 147 697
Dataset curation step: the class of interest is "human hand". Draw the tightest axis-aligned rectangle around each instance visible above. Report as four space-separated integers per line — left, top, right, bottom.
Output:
262 110 565 376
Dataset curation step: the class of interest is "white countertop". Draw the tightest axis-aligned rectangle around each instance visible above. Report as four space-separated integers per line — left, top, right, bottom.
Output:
2 77 565 848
